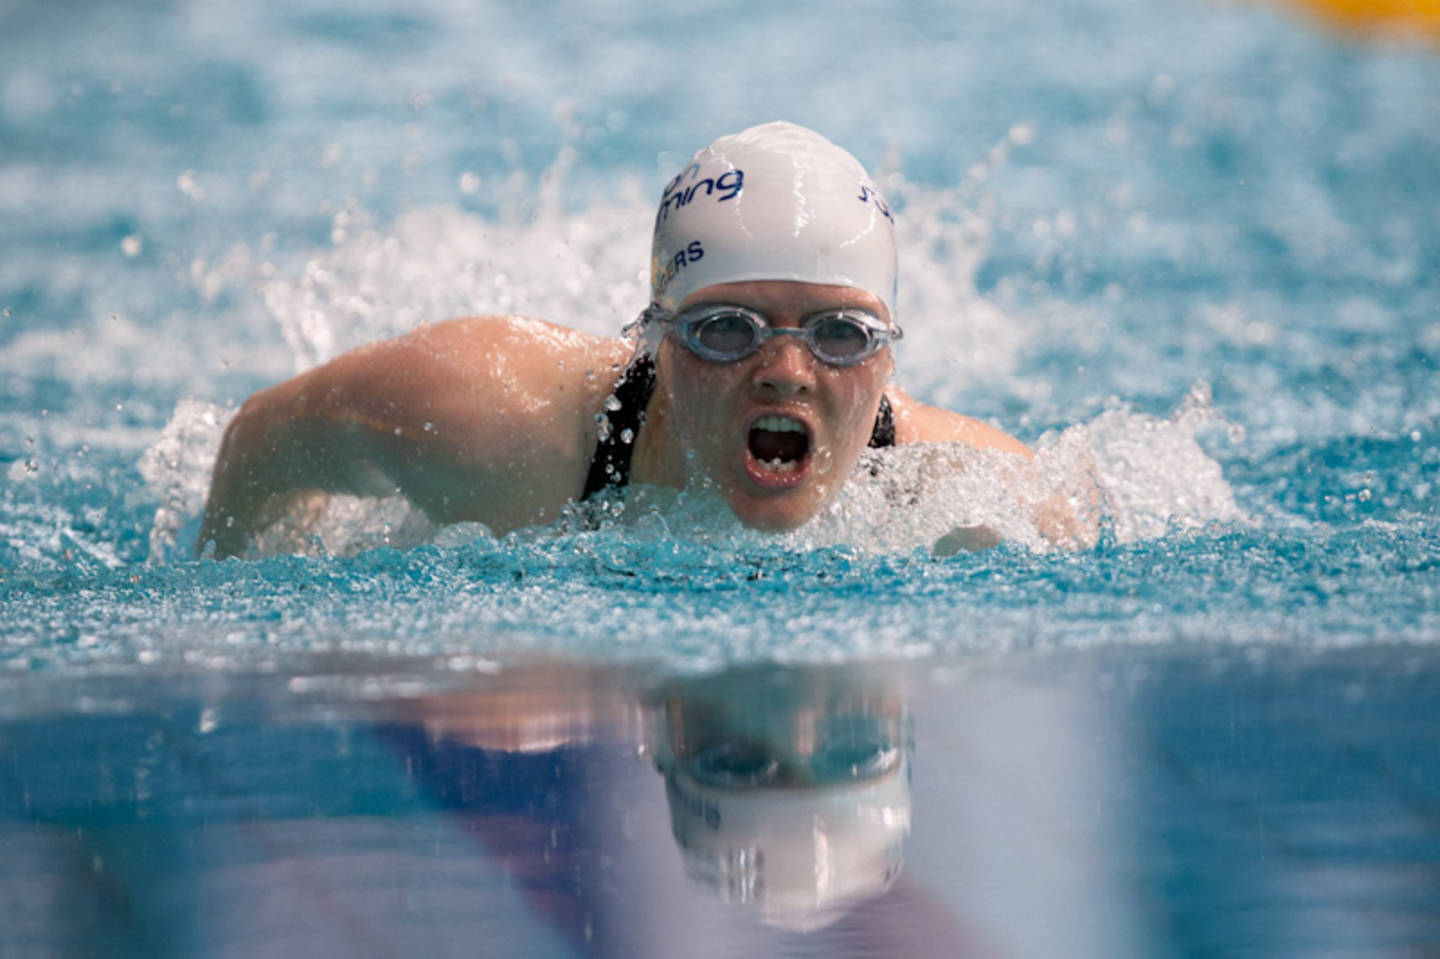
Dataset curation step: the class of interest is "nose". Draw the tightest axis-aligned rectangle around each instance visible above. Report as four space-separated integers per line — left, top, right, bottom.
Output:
751 334 818 396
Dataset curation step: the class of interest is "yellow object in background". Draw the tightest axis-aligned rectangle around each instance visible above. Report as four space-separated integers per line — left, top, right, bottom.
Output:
1283 0 1440 42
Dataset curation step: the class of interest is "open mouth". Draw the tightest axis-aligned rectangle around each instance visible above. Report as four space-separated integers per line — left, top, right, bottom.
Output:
745 414 812 486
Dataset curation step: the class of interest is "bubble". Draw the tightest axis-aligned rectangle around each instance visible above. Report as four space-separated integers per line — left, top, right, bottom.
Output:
176 170 204 200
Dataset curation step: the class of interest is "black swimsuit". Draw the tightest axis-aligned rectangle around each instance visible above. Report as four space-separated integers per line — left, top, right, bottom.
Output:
580 354 896 501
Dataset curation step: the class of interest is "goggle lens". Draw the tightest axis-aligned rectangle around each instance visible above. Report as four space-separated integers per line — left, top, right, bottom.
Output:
808 313 874 363
694 309 762 358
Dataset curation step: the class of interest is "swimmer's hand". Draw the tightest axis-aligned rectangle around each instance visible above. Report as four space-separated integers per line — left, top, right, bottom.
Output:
930 491 1098 555
1032 490 1100 551
929 494 1097 555
1022 440 1102 551
932 525 1002 556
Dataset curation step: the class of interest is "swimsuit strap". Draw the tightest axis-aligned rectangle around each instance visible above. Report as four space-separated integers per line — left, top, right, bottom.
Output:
581 354 656 501
579 354 896 501
869 394 896 449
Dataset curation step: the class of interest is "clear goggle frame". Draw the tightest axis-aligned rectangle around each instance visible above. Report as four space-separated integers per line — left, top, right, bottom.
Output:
633 302 902 367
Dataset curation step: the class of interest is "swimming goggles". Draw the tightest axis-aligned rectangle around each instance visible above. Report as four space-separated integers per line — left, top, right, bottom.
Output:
683 715 903 788
640 303 902 367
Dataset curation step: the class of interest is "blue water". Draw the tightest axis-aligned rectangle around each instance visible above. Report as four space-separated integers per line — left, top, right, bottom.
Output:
2 0 1439 954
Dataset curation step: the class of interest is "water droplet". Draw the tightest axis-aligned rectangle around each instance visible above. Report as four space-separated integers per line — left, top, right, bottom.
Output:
120 235 142 257
1357 488 1372 502
176 170 204 200
422 421 435 433
604 394 622 412
594 413 612 441
620 428 634 444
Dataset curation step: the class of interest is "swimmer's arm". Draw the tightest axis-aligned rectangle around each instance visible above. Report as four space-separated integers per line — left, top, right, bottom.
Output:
199 316 628 558
887 389 1098 550
887 388 1034 456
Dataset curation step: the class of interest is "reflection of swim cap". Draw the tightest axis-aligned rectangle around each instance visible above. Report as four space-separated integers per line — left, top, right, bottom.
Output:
650 122 898 317
662 751 911 932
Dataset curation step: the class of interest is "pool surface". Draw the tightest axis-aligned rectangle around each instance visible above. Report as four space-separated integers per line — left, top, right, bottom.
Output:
2 0 1439 954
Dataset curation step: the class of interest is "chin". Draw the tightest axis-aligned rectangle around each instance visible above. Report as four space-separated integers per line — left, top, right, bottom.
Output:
727 491 826 533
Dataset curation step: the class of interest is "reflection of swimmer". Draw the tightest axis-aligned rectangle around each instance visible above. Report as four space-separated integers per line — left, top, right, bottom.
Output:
652 664 912 931
200 122 1093 557
381 661 984 956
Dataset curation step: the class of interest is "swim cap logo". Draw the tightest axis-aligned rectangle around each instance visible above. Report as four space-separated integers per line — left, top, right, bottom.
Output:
656 164 744 226
666 771 722 829
653 239 702 299
652 240 704 299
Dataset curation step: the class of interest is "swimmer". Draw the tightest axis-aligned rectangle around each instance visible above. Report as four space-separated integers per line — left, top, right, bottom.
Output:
200 122 1080 558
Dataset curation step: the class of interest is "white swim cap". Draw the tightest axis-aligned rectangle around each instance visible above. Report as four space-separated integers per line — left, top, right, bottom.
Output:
662 754 910 931
650 122 897 317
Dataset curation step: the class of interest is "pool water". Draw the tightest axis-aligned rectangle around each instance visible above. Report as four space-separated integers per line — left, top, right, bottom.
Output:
2 0 1439 954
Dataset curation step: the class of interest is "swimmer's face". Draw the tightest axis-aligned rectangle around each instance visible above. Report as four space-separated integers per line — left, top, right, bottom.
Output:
654 280 894 531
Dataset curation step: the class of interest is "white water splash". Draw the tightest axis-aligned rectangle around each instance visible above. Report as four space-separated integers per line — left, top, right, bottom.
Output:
138 398 228 562
144 143 1242 560
793 383 1242 555
1070 382 1245 542
144 386 1241 561
261 166 653 372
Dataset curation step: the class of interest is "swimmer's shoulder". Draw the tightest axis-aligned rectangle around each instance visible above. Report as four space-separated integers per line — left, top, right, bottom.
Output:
397 315 630 381
365 315 631 417
887 387 1034 459
374 314 633 450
